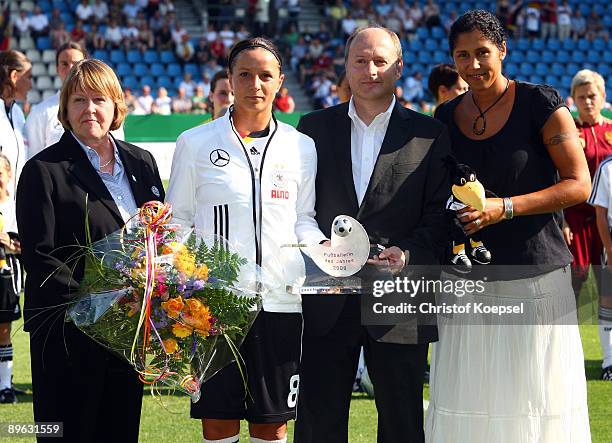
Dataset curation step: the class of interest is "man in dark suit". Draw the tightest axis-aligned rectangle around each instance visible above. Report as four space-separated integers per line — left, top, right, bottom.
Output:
16 129 164 442
294 26 451 443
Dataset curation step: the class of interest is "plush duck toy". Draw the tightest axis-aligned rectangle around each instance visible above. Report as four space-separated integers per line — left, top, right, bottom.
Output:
443 156 492 272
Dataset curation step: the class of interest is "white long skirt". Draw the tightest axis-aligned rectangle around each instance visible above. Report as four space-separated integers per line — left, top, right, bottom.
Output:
425 267 591 443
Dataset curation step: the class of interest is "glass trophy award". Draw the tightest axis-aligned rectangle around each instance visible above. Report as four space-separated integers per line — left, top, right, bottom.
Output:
285 215 393 295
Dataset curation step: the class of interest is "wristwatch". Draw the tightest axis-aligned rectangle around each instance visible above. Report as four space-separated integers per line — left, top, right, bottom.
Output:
503 197 514 220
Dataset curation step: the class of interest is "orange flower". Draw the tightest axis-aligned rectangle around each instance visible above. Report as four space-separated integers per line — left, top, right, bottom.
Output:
172 322 192 338
182 299 212 337
193 264 209 281
161 241 185 256
161 296 185 319
162 338 179 354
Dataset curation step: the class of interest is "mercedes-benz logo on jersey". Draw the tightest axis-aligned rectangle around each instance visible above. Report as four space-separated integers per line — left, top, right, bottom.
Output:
210 149 230 167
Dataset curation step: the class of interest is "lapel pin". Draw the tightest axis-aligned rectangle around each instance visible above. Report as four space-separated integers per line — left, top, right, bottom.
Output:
151 185 160 197
132 175 137 182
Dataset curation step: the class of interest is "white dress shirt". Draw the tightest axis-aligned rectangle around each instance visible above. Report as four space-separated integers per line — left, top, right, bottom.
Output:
348 96 395 205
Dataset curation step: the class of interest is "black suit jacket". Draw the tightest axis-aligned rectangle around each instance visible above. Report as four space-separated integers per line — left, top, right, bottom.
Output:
16 131 165 333
297 101 451 344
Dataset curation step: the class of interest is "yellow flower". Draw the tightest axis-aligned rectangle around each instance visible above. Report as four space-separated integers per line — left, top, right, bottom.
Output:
161 296 185 319
162 241 185 256
182 299 212 337
173 248 196 276
172 322 193 338
162 338 179 354
193 264 209 281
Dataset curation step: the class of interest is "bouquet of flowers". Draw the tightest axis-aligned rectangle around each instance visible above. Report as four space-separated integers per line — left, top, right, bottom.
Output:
66 201 265 402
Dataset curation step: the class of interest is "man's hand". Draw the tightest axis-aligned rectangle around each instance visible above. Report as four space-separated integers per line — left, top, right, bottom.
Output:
562 221 573 246
368 246 406 274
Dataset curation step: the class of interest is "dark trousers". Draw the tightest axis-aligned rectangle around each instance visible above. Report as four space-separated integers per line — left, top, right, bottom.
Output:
294 296 428 443
29 322 143 443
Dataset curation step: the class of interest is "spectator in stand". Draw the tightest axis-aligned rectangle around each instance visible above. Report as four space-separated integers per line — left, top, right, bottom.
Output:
159 0 176 16
219 23 236 50
122 20 140 50
124 88 142 114
404 71 425 102
155 21 174 50
423 0 442 28
376 0 393 18
52 23 71 50
108 0 123 23
208 70 233 120
394 0 408 21
444 11 459 35
586 11 609 41
236 24 250 41
321 84 340 108
123 0 142 21
48 8 63 32
541 0 558 39
408 0 424 27
137 85 154 114
506 0 525 38
524 3 540 39
150 11 164 32
312 74 333 109
92 0 109 24
290 35 308 72
204 23 217 43
386 11 403 34
191 85 208 114
336 70 351 103
331 45 345 76
557 0 572 40
202 58 222 79
198 73 212 96
172 87 192 113
13 10 29 39
171 21 187 47
152 87 172 115
274 87 296 113
70 21 87 49
29 6 49 39
403 11 417 38
328 0 348 36
254 0 271 36
176 34 195 64
341 13 358 39
496 0 511 30
76 0 95 24
427 63 469 108
209 35 226 61
195 38 211 66
179 72 197 98
105 20 124 49
309 38 324 59
136 22 155 52
86 23 106 51
571 9 586 40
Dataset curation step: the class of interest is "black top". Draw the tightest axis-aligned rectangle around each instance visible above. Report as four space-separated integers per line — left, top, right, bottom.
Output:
435 81 573 274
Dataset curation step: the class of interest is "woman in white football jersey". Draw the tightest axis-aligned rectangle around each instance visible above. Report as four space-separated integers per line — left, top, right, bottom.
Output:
166 37 325 443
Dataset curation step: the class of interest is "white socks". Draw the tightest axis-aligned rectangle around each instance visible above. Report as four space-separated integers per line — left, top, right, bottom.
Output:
599 307 612 369
250 438 287 443
0 344 12 390
203 435 240 443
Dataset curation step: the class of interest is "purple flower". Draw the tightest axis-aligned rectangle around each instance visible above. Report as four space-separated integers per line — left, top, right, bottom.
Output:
192 280 206 290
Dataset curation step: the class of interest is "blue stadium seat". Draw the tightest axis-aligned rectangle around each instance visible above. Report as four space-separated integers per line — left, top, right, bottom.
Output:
122 76 139 90
561 76 573 89
431 27 445 39
167 64 182 77
550 62 565 76
173 77 183 89
92 49 109 62
596 63 610 76
116 63 131 77
134 64 149 77
151 63 166 77
587 49 600 61
410 39 423 51
541 50 555 64
578 4 591 16
418 52 432 63
416 28 430 40
547 39 561 51
603 50 612 64
532 39 545 51
511 50 525 63
404 51 417 63
566 62 579 76
110 50 126 64
424 39 438 51
36 37 52 50
544 75 558 87
517 38 530 51
160 51 177 64
158 76 173 89
593 38 606 51
604 15 612 28
433 51 449 64
505 62 518 77
184 64 199 77
526 50 539 63
458 2 471 13
39 1 52 12
126 50 143 64
535 63 548 76
140 76 155 88
520 62 534 76
556 50 570 63
577 39 590 52
143 50 159 64
562 39 575 51
571 50 586 64
529 75 544 84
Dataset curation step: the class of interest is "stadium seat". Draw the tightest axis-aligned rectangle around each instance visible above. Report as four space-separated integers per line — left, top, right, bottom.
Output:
593 38 606 51
404 51 417 63
151 63 166 77
110 50 126 64
53 77 62 89
561 75 573 89
134 64 149 77
38 1 52 12
532 39 545 51
126 50 143 64
433 51 449 64
184 64 199 77
416 28 429 40
603 51 612 64
92 49 109 62
520 62 534 76
116 63 132 77
551 62 565 76
27 90 41 104
544 75 558 87
140 76 155 88
578 4 591 16
160 51 177 64
535 63 548 76
418 52 432 63
157 76 173 89
547 39 561 51
431 27 445 39
505 62 518 77
517 38 530 51
566 63 579 76
577 39 590 52
36 76 53 90
25 49 41 63
571 50 586 64
556 50 570 63
36 37 52 51
42 89 56 100
526 50 539 63
529 75 544 84
122 76 139 90
31 62 47 77
541 50 555 64
511 50 525 63
562 39 575 51
167 64 182 77
143 50 159 64
587 49 600 61
19 37 35 51
21 1 35 12
424 39 437 51
48 63 57 76
42 49 55 63
596 63 610 76
409 39 423 51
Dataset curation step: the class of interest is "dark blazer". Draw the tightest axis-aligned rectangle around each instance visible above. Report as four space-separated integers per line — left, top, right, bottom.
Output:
17 131 165 333
297 101 451 344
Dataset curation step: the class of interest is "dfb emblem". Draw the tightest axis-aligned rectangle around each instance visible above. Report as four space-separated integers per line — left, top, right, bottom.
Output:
210 149 230 167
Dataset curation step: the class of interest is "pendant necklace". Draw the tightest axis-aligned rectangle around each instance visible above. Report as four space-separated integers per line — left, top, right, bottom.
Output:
100 156 113 169
471 78 510 136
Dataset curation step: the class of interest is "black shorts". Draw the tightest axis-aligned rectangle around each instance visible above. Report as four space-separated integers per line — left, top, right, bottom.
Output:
0 272 20 323
190 310 302 423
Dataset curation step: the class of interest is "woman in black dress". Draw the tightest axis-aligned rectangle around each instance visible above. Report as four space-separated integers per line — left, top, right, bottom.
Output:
425 10 592 443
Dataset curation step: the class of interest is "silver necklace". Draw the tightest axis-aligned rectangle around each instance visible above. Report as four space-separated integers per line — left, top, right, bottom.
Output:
99 156 113 169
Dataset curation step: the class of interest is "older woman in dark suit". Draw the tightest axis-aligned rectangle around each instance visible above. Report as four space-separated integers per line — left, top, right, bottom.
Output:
16 59 164 443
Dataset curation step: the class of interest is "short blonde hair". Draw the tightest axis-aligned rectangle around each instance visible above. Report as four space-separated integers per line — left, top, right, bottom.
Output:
571 69 606 98
58 59 127 131
344 25 403 62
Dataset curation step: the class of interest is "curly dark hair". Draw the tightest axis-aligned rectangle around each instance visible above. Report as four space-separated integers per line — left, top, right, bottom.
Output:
448 10 506 56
